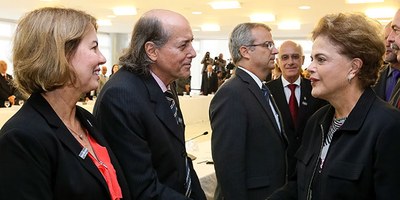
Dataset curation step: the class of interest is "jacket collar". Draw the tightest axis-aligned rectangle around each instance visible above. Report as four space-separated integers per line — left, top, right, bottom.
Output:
28 93 109 190
235 68 284 135
319 88 376 133
142 75 185 144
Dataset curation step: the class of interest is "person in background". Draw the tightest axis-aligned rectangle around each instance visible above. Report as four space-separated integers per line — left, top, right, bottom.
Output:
97 65 108 95
225 58 236 79
210 22 287 200
200 64 218 95
93 9 206 200
110 64 119 78
0 7 131 200
387 9 400 108
265 62 282 82
266 40 327 177
217 70 226 88
373 21 400 101
269 12 400 200
214 53 227 74
0 60 16 107
201 51 214 73
176 76 191 96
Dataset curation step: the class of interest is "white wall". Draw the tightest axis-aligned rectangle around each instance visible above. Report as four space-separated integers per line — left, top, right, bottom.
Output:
0 19 313 89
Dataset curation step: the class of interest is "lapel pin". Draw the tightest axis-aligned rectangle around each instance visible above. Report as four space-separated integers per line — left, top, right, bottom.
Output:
79 147 88 159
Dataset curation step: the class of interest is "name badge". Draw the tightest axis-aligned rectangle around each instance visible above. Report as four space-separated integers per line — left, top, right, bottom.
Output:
79 147 89 159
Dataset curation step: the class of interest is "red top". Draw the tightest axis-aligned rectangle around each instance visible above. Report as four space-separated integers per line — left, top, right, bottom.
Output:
88 134 123 200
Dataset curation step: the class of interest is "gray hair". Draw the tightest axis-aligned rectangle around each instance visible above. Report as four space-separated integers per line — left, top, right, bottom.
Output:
229 23 271 64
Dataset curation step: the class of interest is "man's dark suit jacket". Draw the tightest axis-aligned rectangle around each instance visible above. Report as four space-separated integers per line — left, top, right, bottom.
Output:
373 64 390 100
210 68 288 200
0 73 15 107
201 71 218 95
266 77 327 176
0 93 131 200
93 67 206 200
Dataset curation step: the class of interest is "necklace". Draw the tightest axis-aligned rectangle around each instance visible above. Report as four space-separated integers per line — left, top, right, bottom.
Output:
66 125 85 140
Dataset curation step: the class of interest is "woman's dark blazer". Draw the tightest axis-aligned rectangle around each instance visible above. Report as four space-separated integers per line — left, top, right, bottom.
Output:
0 93 131 200
269 88 400 200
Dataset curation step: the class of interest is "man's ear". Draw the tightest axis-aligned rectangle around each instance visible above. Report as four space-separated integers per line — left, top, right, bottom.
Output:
145 41 157 61
239 46 251 60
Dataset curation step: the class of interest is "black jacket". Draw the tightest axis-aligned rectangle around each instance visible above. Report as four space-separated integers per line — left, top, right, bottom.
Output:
0 93 131 200
269 88 400 200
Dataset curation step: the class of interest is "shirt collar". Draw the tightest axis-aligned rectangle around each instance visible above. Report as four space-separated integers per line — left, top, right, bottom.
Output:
150 71 169 92
237 66 264 89
281 76 301 87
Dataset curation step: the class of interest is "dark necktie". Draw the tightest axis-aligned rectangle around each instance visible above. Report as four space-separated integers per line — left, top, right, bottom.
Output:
288 84 298 124
386 69 400 101
261 84 270 98
164 90 191 196
262 84 283 133
164 90 179 124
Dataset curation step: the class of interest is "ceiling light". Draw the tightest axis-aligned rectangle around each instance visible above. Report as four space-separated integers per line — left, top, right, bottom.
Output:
298 6 311 10
209 1 241 9
201 24 221 31
278 21 301 30
113 7 137 16
192 11 202 15
250 14 275 22
346 0 383 3
365 8 397 19
97 19 112 26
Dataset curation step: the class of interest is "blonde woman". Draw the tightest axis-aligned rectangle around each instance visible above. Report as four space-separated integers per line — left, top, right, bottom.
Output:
0 7 130 200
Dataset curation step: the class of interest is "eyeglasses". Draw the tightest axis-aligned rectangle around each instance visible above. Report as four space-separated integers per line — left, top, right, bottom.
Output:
245 41 275 50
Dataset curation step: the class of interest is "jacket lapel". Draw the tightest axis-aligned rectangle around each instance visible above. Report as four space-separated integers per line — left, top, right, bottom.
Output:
269 77 295 129
236 69 282 133
29 93 108 190
143 76 185 145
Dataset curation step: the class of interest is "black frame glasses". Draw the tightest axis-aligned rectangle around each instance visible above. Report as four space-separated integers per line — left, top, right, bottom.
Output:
245 41 275 50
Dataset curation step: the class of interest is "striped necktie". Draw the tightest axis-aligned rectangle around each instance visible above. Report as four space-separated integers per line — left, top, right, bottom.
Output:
164 90 192 196
164 90 179 124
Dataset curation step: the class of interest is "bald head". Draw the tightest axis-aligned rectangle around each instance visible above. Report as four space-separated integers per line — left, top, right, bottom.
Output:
0 60 7 74
101 66 107 75
143 9 191 33
277 41 305 83
278 41 303 58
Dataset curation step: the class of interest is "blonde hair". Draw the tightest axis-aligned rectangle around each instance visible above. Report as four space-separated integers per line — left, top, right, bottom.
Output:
13 7 97 96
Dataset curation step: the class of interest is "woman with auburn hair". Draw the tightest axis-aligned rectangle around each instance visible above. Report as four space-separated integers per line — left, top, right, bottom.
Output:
0 7 130 200
269 12 400 200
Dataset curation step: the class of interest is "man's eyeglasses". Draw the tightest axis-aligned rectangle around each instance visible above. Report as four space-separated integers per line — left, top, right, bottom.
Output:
245 41 275 50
